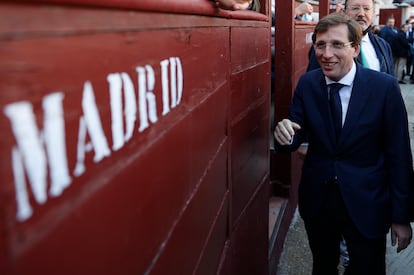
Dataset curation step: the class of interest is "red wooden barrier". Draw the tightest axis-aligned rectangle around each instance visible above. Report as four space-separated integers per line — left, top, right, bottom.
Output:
0 1 271 274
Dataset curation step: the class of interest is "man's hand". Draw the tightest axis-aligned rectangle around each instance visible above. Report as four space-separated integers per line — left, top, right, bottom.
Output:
295 3 313 17
391 223 413 253
274 119 301 145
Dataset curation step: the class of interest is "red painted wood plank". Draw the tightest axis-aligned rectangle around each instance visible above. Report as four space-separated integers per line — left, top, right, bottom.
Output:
149 145 228 274
0 23 230 274
230 63 270 121
219 179 269 275
6 0 268 21
0 2 272 274
230 27 270 74
231 100 269 224
0 3 268 38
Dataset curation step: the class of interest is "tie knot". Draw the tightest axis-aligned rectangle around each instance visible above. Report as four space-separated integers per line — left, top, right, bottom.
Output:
329 83 345 96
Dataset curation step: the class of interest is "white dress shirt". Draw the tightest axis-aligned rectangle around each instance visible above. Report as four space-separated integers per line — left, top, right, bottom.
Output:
361 34 380 71
325 61 357 126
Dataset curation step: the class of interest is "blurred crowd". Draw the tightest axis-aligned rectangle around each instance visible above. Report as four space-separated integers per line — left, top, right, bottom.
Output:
378 17 414 84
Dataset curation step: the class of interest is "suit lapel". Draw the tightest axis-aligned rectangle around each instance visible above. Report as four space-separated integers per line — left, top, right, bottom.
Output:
369 32 388 74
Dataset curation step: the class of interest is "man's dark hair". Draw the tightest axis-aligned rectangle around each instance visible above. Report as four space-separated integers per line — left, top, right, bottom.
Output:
312 12 362 47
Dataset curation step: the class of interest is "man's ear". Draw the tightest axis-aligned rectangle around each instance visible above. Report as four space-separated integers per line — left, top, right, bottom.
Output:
353 44 361 58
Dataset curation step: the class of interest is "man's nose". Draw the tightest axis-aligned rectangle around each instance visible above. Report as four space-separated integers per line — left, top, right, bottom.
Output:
321 46 335 57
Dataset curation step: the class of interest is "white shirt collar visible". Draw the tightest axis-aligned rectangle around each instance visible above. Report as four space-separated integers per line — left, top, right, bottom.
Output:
361 33 370 43
324 62 356 126
325 61 356 87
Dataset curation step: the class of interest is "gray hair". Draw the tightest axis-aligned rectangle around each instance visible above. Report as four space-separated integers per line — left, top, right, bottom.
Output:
344 0 374 7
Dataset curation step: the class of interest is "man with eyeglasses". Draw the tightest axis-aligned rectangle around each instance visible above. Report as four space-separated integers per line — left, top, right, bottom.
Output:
305 1 396 268
307 0 394 75
274 13 413 274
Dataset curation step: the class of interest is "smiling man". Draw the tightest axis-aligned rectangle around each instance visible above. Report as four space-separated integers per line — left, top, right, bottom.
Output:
304 0 397 269
274 13 413 274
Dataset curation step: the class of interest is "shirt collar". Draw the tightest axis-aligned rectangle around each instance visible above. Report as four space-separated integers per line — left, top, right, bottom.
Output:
361 33 370 43
325 61 356 87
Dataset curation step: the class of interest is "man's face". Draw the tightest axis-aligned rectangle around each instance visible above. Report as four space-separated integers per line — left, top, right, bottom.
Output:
387 18 395 28
402 24 409 33
344 0 373 31
314 24 359 82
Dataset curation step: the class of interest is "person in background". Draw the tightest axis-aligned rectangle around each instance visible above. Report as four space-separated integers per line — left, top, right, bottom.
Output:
379 16 398 46
295 2 314 22
308 0 394 76
391 23 411 84
274 12 413 274
334 0 345 12
212 0 260 11
407 21 414 84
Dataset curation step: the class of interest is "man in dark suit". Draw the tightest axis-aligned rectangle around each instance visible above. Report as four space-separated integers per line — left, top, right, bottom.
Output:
305 0 395 267
392 23 411 83
274 13 413 274
407 21 414 83
307 0 395 75
379 16 398 47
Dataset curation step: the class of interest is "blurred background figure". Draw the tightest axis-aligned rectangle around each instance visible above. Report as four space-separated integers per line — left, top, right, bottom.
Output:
406 21 414 84
391 23 411 83
213 0 260 11
295 2 314 21
379 16 398 46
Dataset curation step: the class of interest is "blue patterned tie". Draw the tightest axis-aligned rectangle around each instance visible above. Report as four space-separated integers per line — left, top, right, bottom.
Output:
329 83 344 141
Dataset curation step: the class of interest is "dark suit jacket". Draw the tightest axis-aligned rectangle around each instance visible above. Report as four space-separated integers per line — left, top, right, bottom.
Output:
277 64 413 238
408 30 414 45
379 25 397 45
391 30 411 58
307 32 395 76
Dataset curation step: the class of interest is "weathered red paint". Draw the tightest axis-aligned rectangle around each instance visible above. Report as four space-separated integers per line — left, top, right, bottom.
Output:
0 1 271 274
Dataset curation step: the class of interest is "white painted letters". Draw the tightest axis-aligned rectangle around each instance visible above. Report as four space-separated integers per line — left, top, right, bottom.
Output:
4 92 71 221
161 57 183 116
81 81 111 162
137 65 158 133
43 93 71 197
107 73 137 151
3 56 184 222
4 102 48 208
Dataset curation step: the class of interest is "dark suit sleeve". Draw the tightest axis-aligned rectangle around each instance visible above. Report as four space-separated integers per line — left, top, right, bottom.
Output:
383 79 414 223
369 33 395 76
381 39 395 76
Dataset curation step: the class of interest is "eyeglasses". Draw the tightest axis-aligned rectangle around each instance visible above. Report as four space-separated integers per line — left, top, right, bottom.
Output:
347 5 373 13
314 41 354 51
